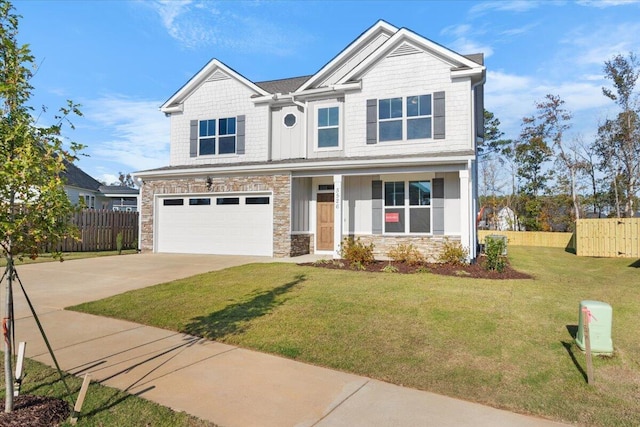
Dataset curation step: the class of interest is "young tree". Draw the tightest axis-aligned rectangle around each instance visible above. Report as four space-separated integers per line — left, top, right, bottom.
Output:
595 53 640 217
0 1 82 411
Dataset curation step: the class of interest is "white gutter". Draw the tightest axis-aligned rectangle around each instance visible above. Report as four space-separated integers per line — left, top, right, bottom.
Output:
135 153 475 180
252 81 362 104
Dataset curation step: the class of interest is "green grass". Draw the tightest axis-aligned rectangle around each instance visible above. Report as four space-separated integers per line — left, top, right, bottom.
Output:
70 247 640 426
0 357 217 426
0 250 138 267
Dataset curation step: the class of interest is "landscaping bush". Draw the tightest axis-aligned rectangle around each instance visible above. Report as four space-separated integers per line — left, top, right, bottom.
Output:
387 243 425 265
340 237 375 265
484 235 507 272
437 238 468 265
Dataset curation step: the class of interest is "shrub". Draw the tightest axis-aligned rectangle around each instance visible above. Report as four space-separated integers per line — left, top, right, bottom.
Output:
437 238 468 265
387 243 425 265
340 237 375 266
484 236 507 272
116 231 124 255
381 264 399 273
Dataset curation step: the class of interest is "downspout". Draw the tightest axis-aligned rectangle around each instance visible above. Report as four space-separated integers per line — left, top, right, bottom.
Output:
470 73 486 260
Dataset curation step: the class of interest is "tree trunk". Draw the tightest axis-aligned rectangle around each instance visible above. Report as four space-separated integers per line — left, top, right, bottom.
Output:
4 256 14 413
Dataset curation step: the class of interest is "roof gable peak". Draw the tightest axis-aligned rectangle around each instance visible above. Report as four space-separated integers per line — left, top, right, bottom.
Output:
160 59 270 113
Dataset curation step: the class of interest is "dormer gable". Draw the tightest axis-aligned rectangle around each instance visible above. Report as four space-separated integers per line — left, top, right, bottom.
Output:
337 27 485 84
160 59 270 114
296 20 398 92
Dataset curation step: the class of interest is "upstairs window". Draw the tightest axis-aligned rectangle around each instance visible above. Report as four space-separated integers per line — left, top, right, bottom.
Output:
378 95 433 142
379 98 403 141
198 117 236 155
407 95 432 139
317 106 340 148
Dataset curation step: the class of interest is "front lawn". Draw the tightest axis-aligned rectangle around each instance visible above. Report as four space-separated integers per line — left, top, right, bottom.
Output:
70 247 640 426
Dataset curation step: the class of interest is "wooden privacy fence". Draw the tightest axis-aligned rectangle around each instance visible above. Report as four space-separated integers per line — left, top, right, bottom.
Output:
48 210 139 252
478 230 574 249
575 218 640 258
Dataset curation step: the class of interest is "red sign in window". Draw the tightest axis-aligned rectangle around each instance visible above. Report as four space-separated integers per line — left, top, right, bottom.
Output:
385 212 400 223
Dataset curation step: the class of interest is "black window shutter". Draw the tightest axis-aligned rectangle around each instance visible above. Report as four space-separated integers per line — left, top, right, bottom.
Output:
433 91 445 140
236 115 246 154
366 99 377 145
189 120 198 157
372 180 383 234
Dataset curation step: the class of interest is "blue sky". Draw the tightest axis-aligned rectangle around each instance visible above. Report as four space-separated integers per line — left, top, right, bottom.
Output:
11 0 640 184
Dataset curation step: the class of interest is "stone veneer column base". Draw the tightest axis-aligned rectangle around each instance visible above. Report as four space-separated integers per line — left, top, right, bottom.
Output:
354 235 461 263
290 233 314 257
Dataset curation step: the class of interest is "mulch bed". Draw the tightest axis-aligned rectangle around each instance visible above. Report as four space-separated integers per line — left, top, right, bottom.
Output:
0 395 70 427
300 258 532 279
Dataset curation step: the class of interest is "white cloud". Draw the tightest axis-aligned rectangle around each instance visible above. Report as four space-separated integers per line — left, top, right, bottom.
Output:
440 24 494 57
560 22 640 66
577 0 640 8
484 70 612 140
81 96 169 172
144 0 306 55
469 0 542 15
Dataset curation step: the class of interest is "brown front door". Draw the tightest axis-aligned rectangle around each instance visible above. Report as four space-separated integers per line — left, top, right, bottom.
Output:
316 193 334 251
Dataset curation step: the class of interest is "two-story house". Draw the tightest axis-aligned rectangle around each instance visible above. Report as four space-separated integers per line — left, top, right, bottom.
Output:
136 20 485 261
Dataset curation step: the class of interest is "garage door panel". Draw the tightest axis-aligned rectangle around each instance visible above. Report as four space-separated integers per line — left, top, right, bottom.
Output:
156 194 273 256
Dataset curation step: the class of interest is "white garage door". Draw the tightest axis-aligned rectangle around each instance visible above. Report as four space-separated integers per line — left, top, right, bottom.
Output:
156 193 273 256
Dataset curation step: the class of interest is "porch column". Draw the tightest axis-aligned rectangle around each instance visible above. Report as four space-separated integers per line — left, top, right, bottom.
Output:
459 168 471 261
333 174 343 259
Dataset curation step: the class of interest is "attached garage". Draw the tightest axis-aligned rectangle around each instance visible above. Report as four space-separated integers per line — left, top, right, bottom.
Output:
155 193 273 256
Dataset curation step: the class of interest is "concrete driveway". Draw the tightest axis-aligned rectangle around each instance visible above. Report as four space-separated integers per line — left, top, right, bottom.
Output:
7 253 568 427
11 253 270 318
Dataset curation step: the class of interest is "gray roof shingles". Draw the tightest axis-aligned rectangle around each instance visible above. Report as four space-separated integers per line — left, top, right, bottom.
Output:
255 75 313 94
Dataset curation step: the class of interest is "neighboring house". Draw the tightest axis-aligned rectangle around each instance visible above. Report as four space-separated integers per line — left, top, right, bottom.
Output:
99 185 140 212
62 161 109 210
136 20 485 260
496 207 517 231
62 162 139 211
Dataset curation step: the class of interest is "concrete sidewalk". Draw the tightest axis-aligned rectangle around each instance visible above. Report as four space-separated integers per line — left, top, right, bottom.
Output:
11 254 568 427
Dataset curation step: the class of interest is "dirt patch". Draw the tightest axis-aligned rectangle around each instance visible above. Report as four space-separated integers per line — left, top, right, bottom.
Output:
0 395 70 427
300 259 532 279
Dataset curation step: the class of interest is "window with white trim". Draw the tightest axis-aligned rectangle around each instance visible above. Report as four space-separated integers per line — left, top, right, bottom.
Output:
199 117 236 155
79 194 95 209
383 180 431 233
316 105 340 149
378 95 432 141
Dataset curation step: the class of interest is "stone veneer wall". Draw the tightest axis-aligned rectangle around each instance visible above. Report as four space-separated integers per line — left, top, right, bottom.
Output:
290 233 314 257
140 174 291 257
354 235 462 263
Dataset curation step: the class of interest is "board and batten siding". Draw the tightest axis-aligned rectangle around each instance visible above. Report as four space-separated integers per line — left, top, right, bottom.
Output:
271 105 305 161
291 177 311 232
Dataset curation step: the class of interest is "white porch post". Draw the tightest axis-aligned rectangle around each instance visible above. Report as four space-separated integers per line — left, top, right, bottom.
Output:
333 174 343 259
459 168 472 261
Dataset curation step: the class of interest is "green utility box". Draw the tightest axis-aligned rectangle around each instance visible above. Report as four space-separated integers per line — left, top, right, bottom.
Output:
575 300 613 355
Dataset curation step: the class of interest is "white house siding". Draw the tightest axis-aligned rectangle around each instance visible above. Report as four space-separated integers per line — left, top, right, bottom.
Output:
169 74 268 166
271 105 305 161
344 52 472 157
344 175 374 234
443 172 461 234
319 33 392 87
